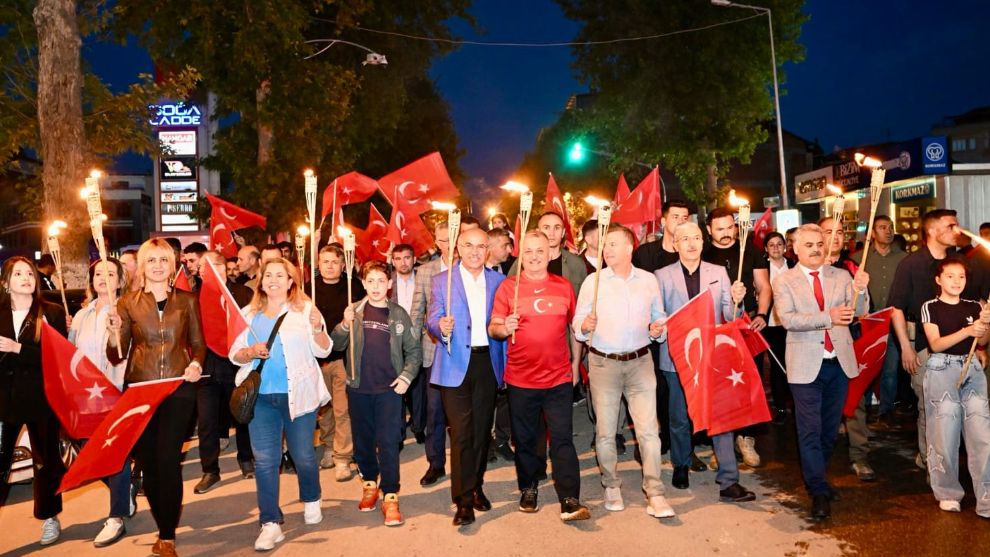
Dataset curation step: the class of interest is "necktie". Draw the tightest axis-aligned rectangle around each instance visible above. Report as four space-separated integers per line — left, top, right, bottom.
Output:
810 271 834 352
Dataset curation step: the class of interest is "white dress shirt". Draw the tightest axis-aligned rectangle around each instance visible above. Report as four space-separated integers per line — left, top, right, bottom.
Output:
797 263 835 359
572 266 663 354
394 272 415 314
458 264 489 347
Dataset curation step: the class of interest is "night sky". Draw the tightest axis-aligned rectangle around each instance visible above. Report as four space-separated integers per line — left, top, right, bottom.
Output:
89 0 990 188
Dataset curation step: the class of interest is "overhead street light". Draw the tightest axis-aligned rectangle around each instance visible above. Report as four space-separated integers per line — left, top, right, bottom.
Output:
304 39 388 64
711 0 790 209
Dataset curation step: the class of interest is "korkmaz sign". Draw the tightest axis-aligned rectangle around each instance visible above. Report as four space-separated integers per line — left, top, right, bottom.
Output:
150 103 202 127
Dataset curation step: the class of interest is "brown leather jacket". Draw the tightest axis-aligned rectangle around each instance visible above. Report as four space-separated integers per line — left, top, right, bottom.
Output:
108 289 206 383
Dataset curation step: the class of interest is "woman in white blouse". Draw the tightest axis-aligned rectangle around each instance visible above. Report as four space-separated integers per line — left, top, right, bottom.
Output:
229 257 331 551
68 258 134 547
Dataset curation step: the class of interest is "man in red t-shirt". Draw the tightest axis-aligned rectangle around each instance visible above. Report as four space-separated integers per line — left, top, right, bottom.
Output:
490 231 590 522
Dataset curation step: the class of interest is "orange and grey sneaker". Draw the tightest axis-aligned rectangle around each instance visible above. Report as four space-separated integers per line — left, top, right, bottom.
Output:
382 493 404 526
358 481 380 512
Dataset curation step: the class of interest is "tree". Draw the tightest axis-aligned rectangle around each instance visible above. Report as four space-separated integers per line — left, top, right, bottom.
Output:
115 0 469 234
2 0 196 286
554 0 805 206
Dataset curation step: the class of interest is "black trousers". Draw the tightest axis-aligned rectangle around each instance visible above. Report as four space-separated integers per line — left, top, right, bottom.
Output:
440 352 498 506
135 382 196 540
0 410 64 519
650 342 672 452
762 325 791 411
402 370 428 439
197 377 253 475
508 382 580 501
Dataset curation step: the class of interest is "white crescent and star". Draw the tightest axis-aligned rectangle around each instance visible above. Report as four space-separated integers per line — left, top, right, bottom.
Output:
684 328 703 386
533 298 548 314
103 404 151 448
85 382 108 401
69 350 85 382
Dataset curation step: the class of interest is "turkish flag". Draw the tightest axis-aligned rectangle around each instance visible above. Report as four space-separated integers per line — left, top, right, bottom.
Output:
207 194 267 258
667 291 716 433
613 167 661 227
751 207 774 251
199 257 250 356
844 307 894 417
511 214 522 257
173 266 192 292
321 172 379 220
41 323 122 440
545 174 576 250
708 321 772 435
386 195 434 256
59 378 182 493
355 204 392 262
378 152 460 216
613 174 631 205
732 313 769 357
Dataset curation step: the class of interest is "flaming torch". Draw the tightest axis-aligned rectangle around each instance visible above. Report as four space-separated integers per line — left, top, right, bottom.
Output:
824 184 846 265
304 169 318 304
502 182 532 344
81 170 121 357
955 228 990 389
432 201 460 354
338 225 357 380
585 195 612 344
46 220 69 315
729 190 751 312
295 224 309 280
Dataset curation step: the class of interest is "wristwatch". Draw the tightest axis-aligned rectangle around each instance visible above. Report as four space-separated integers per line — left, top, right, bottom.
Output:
756 313 768 321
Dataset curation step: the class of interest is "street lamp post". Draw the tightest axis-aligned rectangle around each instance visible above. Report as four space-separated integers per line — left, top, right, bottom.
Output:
712 0 790 209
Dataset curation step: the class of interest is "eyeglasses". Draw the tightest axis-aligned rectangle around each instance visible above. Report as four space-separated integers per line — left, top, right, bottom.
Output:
458 243 488 251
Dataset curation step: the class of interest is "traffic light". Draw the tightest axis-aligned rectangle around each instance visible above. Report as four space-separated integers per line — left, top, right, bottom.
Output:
568 142 586 164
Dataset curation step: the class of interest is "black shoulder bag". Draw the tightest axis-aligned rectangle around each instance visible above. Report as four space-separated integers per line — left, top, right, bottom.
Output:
229 312 287 424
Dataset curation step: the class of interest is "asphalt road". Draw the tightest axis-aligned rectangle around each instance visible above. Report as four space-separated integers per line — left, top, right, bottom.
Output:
0 404 983 557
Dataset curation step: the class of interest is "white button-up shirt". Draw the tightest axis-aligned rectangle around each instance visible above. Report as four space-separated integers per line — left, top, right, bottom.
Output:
458 264 489 346
572 266 663 354
798 263 835 359
394 272 415 315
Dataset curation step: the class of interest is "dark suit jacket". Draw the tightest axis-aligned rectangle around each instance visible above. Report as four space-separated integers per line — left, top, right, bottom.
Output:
0 300 67 422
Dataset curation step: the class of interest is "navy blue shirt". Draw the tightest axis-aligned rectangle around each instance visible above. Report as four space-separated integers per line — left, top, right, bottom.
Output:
351 304 393 394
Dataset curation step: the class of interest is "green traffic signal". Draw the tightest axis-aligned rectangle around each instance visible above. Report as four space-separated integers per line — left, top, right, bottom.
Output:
568 142 586 163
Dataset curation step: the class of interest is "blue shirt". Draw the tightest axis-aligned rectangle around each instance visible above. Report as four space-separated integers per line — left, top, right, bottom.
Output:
252 312 289 394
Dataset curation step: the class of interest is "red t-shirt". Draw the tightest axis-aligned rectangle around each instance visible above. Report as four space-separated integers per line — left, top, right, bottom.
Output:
491 273 575 389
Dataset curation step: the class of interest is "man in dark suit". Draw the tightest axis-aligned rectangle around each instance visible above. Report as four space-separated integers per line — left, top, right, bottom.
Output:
486 227 515 275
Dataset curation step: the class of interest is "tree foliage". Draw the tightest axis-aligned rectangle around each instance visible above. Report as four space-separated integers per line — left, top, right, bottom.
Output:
113 0 469 233
550 0 806 205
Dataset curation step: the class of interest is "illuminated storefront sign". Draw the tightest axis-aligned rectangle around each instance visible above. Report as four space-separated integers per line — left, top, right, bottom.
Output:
159 130 197 156
160 157 197 180
150 103 202 127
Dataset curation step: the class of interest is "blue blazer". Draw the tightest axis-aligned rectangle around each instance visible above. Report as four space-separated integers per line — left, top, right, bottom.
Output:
655 261 738 372
426 262 507 387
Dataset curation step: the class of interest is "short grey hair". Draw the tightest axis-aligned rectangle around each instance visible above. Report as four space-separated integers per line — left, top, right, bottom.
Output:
673 222 702 242
795 223 824 242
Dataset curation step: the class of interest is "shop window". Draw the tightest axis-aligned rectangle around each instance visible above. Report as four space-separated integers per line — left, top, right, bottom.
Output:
952 138 967 151
969 138 977 150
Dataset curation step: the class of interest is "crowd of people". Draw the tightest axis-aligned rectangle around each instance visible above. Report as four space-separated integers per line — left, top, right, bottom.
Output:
2 203 990 555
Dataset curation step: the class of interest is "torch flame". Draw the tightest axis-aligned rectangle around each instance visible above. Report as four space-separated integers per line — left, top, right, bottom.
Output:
728 189 749 207
430 201 457 211
303 168 314 177
826 184 843 196
297 224 310 236
89 169 102 179
854 153 882 168
336 225 352 238
584 195 609 207
80 187 92 199
500 181 530 193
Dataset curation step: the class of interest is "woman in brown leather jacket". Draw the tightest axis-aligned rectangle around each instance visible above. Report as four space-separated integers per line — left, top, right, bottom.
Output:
107 238 205 557
0 256 68 546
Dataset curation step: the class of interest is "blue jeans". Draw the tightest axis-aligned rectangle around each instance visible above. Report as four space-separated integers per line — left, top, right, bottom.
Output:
248 394 321 524
348 390 403 494
923 353 990 513
790 359 848 497
877 333 901 415
80 439 132 518
664 370 738 489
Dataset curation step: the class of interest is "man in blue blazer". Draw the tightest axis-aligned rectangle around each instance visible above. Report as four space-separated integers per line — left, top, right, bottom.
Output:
656 222 755 503
426 227 506 526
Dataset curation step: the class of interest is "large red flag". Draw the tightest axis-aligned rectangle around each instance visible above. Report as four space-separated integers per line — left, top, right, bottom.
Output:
41 323 122 440
386 195 434 256
844 307 894 417
378 152 459 216
751 207 774 251
354 204 392 262
207 194 267 258
613 174 631 205
708 322 772 435
545 174 576 250
511 214 522 257
59 378 182 493
667 291 716 433
613 167 661 227
173 266 192 292
321 172 379 220
199 257 250 356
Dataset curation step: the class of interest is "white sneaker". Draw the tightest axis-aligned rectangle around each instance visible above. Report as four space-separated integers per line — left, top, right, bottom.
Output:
40 517 61 546
736 436 761 467
254 522 285 551
93 517 125 548
939 500 961 513
603 487 624 512
304 500 323 525
646 495 676 519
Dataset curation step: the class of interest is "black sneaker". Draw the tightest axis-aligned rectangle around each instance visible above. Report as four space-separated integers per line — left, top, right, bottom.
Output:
194 473 220 494
280 451 296 475
519 488 539 513
560 498 590 522
615 434 627 455
495 443 515 462
719 482 756 503
572 384 587 407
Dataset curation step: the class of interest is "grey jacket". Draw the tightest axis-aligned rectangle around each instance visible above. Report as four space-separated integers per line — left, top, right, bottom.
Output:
410 258 444 367
330 299 422 389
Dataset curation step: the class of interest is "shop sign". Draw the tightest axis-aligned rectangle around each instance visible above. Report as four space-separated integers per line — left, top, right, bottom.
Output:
159 130 197 156
150 103 202 127
160 157 197 180
833 160 861 189
892 181 934 203
922 136 948 174
794 166 833 203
